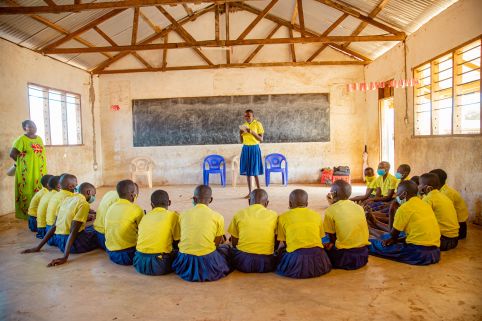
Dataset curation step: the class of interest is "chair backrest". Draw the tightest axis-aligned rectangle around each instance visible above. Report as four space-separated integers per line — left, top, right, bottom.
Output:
204 154 225 170
265 153 287 169
131 157 153 172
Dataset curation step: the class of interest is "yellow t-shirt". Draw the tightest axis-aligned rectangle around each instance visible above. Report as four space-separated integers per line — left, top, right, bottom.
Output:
228 204 278 255
423 190 459 238
277 207 324 253
55 194 90 235
441 184 469 223
395 177 410 193
37 190 57 228
93 190 119 234
393 197 441 247
323 200 370 249
177 204 225 256
365 177 377 195
374 173 398 197
46 190 74 226
27 187 48 217
136 208 180 254
105 199 144 251
241 119 264 146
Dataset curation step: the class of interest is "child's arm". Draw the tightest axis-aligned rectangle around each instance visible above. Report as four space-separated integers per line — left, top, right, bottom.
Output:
214 235 224 246
367 189 395 203
47 221 83 267
350 188 374 202
247 128 263 142
231 236 239 247
323 233 336 250
382 228 401 247
21 225 56 253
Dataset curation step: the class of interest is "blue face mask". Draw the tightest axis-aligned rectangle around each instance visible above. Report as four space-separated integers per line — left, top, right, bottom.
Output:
396 196 406 205
74 185 80 193
395 172 403 179
88 195 96 204
377 169 386 176
192 199 196 207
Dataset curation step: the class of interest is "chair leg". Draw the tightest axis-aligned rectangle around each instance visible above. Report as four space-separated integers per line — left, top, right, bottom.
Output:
148 174 153 189
203 172 208 186
265 171 270 187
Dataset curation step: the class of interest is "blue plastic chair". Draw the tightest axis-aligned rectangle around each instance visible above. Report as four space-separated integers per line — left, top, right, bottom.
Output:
203 155 226 187
265 153 288 186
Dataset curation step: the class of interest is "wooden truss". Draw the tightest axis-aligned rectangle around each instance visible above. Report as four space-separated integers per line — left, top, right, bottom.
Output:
1 0 406 74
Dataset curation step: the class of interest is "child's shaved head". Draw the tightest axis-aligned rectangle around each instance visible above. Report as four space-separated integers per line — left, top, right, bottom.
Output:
397 180 418 197
193 185 212 205
289 189 308 208
249 189 269 207
40 174 53 188
420 173 441 189
378 161 390 171
151 190 170 208
364 167 374 175
429 169 447 185
48 176 60 190
331 180 352 200
117 180 136 200
79 182 95 194
60 174 77 191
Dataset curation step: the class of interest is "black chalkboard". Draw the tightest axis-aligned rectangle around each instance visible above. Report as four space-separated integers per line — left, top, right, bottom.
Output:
132 94 330 146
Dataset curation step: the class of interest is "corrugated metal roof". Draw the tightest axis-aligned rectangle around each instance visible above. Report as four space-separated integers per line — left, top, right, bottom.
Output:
0 0 460 71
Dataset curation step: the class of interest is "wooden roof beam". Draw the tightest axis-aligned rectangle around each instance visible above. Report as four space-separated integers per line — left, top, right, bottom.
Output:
307 12 348 61
244 24 281 63
225 2 230 64
43 0 56 7
236 0 278 41
0 0 262 15
296 0 305 37
131 7 140 45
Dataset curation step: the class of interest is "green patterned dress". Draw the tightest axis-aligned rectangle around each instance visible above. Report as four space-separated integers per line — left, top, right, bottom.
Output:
12 135 47 219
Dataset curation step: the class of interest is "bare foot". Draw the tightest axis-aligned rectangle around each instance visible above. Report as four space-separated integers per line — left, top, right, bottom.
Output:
243 194 250 199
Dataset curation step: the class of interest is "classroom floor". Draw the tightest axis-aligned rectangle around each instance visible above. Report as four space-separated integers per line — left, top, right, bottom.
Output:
1 184 481 321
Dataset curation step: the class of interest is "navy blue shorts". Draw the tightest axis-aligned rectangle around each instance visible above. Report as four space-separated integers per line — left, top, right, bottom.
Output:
56 225 98 254
326 246 369 270
95 231 107 251
28 216 37 232
46 225 57 247
232 248 277 273
133 251 177 276
172 245 232 282
440 235 458 251
369 239 440 265
276 247 332 279
107 247 136 265
36 227 46 239
240 145 264 176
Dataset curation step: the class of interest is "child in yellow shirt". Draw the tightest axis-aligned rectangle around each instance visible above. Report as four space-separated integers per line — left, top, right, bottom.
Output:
276 189 331 278
134 190 180 276
368 180 440 265
27 174 52 233
228 189 278 273
93 190 119 250
350 167 376 203
172 185 231 282
323 180 370 270
35 175 60 239
430 169 469 240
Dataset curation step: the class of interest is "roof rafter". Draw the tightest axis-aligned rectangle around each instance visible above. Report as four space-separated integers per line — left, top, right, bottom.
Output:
244 24 281 63
307 13 348 62
296 0 305 37
236 0 278 41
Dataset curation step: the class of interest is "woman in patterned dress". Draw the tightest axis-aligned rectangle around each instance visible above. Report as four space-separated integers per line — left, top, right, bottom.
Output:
9 120 47 220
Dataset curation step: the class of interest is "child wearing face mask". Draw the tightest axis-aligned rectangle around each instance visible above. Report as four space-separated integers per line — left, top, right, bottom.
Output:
350 167 377 203
368 180 441 265
419 173 459 251
364 162 398 210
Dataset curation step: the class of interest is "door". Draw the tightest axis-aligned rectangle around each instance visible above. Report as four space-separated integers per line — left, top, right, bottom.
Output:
379 97 395 173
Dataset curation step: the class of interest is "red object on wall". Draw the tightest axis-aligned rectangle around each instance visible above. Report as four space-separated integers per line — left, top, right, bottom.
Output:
321 169 333 185
111 104 120 111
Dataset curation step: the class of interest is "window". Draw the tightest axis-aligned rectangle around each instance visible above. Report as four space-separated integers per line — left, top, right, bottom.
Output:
414 37 481 136
28 84 82 145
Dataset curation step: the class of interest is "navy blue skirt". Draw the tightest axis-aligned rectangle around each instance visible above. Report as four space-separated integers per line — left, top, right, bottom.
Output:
369 239 440 265
28 216 37 232
133 251 177 276
95 231 107 251
108 247 136 265
56 225 98 254
36 227 46 239
326 246 369 270
440 235 458 251
172 245 232 282
276 247 332 279
46 225 57 247
240 145 264 176
232 248 277 273
458 222 467 240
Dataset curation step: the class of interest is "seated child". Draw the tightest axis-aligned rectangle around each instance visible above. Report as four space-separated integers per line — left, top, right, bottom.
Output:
419 173 459 251
276 189 332 279
133 190 180 276
364 161 398 210
228 189 278 273
368 180 441 265
36 176 60 239
45 174 78 246
172 185 231 282
93 190 119 250
410 176 420 186
323 180 370 270
105 180 144 265
27 174 52 232
430 169 469 240
350 167 376 203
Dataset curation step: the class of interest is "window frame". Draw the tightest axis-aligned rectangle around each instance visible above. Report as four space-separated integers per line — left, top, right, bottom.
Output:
412 35 481 138
27 82 84 147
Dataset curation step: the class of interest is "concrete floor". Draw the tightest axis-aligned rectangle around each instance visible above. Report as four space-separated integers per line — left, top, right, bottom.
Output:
1 184 481 321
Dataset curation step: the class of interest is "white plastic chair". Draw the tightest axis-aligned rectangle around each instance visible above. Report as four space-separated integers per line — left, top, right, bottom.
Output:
231 155 240 187
130 157 154 188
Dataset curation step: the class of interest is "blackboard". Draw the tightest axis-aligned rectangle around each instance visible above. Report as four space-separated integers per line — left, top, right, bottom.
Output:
132 94 330 146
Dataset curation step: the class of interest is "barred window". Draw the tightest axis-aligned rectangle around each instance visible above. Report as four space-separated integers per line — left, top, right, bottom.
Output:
28 84 82 146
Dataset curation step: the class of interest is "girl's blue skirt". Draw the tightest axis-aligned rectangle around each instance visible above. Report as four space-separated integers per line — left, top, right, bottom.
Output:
56 225 98 254
440 235 458 251
133 251 177 276
276 247 332 279
240 145 264 176
95 231 107 251
46 225 57 247
108 247 136 265
232 248 277 273
326 246 369 270
369 239 440 265
172 245 232 282
28 216 37 232
36 227 46 239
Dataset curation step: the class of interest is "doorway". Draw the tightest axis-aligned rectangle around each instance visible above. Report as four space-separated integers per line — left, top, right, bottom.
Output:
379 97 395 173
